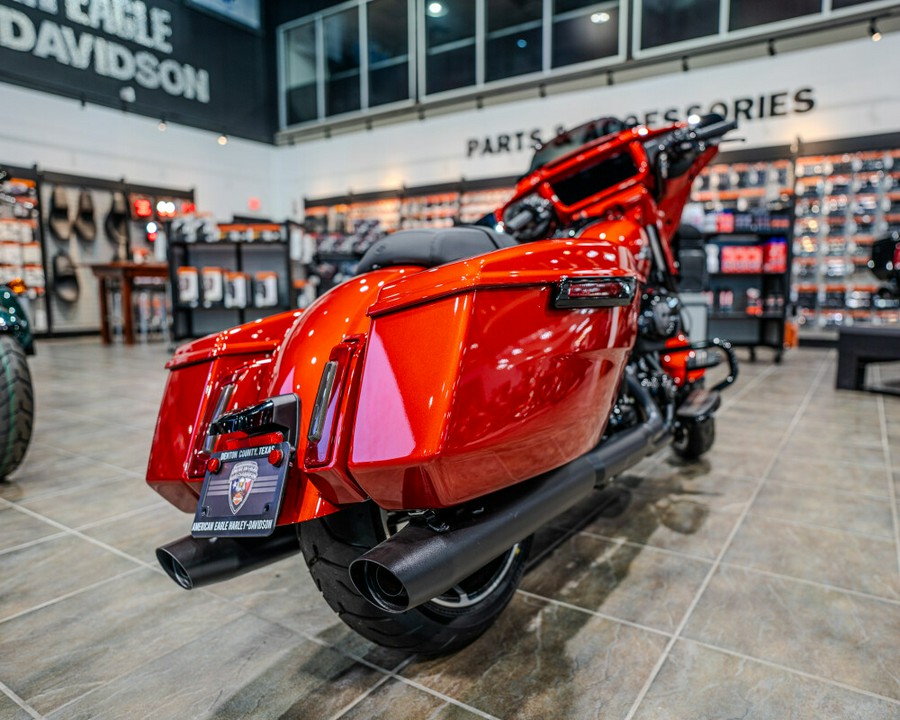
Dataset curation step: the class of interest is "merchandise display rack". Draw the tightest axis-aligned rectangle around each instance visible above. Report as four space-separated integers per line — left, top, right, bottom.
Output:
688 148 794 359
304 176 519 234
168 220 296 340
792 142 900 337
0 164 49 334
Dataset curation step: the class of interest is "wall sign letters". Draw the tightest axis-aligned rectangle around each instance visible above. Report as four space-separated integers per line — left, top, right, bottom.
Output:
466 87 816 158
0 0 210 103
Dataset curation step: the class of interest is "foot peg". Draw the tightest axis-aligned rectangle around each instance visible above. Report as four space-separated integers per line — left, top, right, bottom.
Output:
676 388 720 423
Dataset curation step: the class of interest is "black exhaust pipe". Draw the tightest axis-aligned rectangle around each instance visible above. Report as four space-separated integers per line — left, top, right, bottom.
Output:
349 373 669 614
156 526 301 590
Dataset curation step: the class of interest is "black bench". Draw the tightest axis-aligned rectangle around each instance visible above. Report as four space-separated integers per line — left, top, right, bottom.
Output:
836 324 900 392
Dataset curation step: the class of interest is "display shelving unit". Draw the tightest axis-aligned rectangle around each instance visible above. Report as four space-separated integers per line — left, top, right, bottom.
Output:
0 165 49 334
703 219 793 362
304 177 518 235
168 221 295 340
792 144 900 338
688 152 794 359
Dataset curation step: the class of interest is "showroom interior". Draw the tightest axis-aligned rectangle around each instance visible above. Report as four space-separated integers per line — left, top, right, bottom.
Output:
1 0 900 718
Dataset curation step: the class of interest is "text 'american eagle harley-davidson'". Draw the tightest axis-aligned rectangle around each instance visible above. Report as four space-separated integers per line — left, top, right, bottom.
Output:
148 114 739 655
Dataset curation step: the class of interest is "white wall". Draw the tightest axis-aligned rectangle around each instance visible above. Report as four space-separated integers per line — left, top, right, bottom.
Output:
275 32 900 216
0 82 278 219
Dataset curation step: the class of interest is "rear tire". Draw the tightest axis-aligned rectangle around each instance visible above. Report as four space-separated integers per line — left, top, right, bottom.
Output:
672 415 715 460
0 335 33 479
299 501 530 656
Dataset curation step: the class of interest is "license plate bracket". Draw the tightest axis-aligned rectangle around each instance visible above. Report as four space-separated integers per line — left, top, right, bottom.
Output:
191 441 290 538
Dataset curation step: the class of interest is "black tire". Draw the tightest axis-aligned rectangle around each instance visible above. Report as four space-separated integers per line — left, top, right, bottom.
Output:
0 335 33 479
672 415 715 460
299 501 530 656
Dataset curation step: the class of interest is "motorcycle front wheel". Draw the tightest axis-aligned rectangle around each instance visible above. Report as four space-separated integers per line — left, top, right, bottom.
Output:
300 501 530 656
0 335 33 479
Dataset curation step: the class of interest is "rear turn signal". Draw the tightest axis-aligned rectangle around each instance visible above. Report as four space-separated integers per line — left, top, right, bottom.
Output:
554 277 636 308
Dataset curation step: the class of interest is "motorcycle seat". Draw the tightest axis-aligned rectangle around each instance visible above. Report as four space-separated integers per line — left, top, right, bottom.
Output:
356 226 517 274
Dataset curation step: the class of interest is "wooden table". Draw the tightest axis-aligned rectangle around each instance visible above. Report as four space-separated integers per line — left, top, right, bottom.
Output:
90 262 169 345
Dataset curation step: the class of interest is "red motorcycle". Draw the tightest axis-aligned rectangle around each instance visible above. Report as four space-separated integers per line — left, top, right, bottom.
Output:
149 114 738 655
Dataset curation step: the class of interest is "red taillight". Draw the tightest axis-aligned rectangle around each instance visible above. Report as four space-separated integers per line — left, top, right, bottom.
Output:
268 448 284 467
206 457 221 473
304 346 353 468
554 277 636 308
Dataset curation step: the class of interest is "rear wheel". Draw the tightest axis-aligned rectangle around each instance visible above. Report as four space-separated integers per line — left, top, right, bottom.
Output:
672 415 715 460
299 501 530 655
0 335 33 479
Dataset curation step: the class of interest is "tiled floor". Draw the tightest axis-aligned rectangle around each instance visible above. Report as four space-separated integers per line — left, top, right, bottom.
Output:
1 339 899 719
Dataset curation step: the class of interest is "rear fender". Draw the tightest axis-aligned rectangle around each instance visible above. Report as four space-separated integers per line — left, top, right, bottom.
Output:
147 309 304 511
147 267 416 522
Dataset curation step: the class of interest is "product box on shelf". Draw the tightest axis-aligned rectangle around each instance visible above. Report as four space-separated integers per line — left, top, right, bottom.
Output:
719 245 764 273
0 241 22 266
177 266 200 306
763 239 788 273
224 271 250 308
22 242 41 265
254 271 278 307
201 267 224 305
24 264 44 289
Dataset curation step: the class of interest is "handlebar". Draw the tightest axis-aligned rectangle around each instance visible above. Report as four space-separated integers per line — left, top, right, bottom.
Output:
505 207 536 232
661 115 737 154
690 118 738 144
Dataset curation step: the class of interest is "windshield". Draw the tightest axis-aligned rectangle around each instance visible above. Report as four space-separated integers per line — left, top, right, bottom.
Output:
528 117 626 173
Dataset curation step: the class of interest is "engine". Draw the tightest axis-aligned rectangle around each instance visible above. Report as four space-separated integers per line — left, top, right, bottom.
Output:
638 289 682 340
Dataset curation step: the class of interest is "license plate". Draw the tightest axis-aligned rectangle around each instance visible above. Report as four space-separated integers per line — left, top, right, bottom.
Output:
191 441 290 538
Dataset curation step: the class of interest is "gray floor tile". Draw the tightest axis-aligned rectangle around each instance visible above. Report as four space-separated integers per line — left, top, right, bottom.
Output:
81 502 194 566
780 437 887 466
521 532 711 632
634 640 900 720
768 456 891 497
789 426 885 451
686 445 776 478
334 680 488 720
583 490 740 561
19 478 163 530
0 570 244 715
0 534 137 622
48 615 390 720
621 463 759 514
202 555 346 640
0 503 60 552
0 692 36 720
1 447 130 503
724 514 900 600
683 566 900 701
401 594 669 720
750 480 895 539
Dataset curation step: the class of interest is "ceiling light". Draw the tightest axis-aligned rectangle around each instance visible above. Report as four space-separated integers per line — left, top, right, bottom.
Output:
427 2 447 17
217 134 228 146
591 11 610 24
158 118 167 131
870 18 882 41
